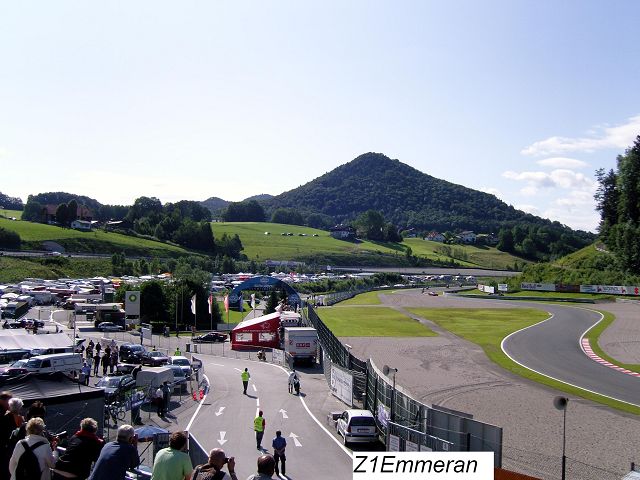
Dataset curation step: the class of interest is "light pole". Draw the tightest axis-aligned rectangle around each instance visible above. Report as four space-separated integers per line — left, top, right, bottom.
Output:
345 343 352 370
554 396 569 480
383 365 398 422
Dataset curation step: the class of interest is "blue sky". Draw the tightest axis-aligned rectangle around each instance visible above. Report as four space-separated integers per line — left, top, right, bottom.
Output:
1 1 639 232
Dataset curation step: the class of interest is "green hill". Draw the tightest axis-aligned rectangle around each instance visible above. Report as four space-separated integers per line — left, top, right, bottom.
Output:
212 222 523 269
0 217 190 257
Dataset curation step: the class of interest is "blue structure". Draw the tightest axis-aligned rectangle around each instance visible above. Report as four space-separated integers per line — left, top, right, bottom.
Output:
227 275 301 311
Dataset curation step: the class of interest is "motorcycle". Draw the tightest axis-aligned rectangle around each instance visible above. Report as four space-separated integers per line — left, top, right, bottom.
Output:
257 350 266 362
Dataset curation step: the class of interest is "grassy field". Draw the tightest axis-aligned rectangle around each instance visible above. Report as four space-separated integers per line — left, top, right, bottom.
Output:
212 222 521 269
406 307 640 414
338 291 383 305
403 238 527 270
0 256 112 282
0 217 190 257
585 309 640 373
1 210 22 220
315 306 436 336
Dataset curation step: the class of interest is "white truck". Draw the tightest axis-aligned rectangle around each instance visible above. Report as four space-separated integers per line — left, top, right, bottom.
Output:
284 327 318 366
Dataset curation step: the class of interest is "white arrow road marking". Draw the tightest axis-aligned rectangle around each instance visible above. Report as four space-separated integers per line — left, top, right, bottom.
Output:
289 433 302 447
234 368 242 372
212 363 224 367
215 407 225 416
279 409 288 419
252 384 257 392
217 431 227 445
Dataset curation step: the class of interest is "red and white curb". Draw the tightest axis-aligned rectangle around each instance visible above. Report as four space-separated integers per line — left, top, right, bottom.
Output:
581 339 640 377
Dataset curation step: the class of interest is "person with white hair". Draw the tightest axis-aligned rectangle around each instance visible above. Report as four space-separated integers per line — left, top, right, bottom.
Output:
0 397 24 480
8 417 57 480
88 425 139 480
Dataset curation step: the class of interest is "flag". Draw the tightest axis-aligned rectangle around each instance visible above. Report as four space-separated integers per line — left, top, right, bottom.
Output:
208 295 213 315
224 295 229 313
250 293 256 309
190 295 196 315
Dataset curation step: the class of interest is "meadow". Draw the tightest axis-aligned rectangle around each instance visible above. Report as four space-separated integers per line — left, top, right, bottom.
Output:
315 306 436 337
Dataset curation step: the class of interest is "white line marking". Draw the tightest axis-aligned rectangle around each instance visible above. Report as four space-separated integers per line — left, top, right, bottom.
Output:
501 309 640 408
234 367 242 372
186 373 209 431
256 398 260 407
212 363 225 367
252 384 257 392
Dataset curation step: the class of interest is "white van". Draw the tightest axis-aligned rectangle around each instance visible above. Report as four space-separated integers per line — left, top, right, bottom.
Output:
25 353 83 374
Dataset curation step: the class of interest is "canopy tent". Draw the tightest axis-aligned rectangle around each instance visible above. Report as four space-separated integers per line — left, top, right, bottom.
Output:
0 332 74 352
231 311 282 350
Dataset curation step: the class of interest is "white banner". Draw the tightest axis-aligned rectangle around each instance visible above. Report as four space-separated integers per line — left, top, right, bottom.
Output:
353 452 494 479
141 327 151 341
580 285 599 293
498 284 508 292
125 291 141 316
405 440 419 452
388 435 400 452
330 365 353 406
272 349 284 365
483 285 495 294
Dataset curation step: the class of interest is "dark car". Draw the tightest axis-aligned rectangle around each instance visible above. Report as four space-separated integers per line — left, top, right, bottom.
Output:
0 366 29 382
3 319 26 329
95 374 136 402
119 344 146 364
141 351 169 367
24 319 45 328
192 332 228 343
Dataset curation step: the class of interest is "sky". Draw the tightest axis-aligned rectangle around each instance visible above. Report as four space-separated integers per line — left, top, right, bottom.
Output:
1 1 639 233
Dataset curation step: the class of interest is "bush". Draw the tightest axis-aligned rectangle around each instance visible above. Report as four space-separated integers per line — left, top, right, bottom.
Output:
0 227 20 249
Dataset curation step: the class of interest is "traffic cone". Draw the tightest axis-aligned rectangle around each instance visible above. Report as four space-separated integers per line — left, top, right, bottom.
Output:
192 391 197 401
199 389 204 400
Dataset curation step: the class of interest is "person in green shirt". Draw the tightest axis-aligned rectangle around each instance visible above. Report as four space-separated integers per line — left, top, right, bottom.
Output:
151 431 193 480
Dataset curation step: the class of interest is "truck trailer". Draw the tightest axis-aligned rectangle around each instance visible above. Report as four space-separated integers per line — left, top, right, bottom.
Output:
284 327 318 366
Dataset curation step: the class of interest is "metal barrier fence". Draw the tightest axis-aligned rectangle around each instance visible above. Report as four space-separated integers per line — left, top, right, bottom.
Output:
387 422 454 452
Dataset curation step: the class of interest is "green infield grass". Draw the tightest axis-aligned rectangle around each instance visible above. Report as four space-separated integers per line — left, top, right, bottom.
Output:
337 291 383 305
584 309 640 374
407 307 640 415
316 306 436 337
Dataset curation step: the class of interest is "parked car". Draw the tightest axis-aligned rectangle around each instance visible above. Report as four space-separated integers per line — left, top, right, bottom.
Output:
428 291 438 297
192 332 227 343
23 319 45 328
335 409 378 446
119 344 146 363
0 365 29 382
168 365 188 392
95 374 137 402
141 351 170 367
169 356 192 377
97 322 124 332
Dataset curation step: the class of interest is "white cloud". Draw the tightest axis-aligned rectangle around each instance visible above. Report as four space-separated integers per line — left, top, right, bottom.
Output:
520 186 538 196
521 115 640 156
502 169 595 191
0 147 8 159
536 157 588 169
480 187 502 198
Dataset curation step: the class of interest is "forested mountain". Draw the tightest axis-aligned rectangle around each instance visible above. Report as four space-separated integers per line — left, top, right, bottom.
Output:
201 196 229 213
0 192 24 211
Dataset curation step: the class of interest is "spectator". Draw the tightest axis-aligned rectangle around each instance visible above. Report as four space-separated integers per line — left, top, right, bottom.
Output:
271 431 286 477
7 402 47 456
150 431 192 480
192 448 237 480
131 365 142 380
155 386 164 417
81 362 91 386
245 454 276 480
8 417 57 480
95 343 101 356
161 382 171 417
88 424 139 480
101 352 110 377
0 393 12 417
93 353 101 377
103 346 111 362
109 351 118 375
0 398 23 480
52 417 104 480
253 411 265 451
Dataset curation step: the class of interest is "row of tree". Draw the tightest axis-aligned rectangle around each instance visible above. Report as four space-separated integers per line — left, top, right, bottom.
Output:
595 135 640 272
496 223 590 261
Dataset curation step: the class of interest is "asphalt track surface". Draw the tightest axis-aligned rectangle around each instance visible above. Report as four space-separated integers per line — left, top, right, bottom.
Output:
186 356 353 480
502 303 640 407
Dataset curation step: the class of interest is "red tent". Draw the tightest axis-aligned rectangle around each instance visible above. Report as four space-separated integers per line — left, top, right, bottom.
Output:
231 312 282 350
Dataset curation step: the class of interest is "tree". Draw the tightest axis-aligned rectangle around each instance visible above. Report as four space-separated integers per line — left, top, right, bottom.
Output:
67 199 78 222
21 200 43 222
594 168 619 233
0 227 20 249
55 203 70 226
354 210 386 241
497 228 514 252
265 290 278 314
222 200 265 222
140 281 170 325
271 208 304 225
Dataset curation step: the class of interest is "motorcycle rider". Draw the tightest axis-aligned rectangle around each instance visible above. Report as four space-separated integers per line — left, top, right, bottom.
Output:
288 370 299 394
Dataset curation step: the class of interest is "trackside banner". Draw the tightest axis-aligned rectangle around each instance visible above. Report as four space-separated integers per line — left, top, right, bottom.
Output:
522 283 640 295
353 452 493 479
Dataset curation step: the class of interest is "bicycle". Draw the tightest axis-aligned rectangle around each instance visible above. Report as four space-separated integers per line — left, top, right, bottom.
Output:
105 401 126 425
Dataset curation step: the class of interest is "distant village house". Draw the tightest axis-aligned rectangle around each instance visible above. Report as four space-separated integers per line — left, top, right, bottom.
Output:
425 231 445 242
330 224 356 240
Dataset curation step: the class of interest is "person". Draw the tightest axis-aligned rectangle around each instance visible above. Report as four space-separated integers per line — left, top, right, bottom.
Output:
7 401 47 455
241 368 250 395
8 417 57 480
131 364 142 380
2 321 8 329
86 340 94 358
150 431 192 480
81 362 91 386
52 417 104 480
101 352 110 377
155 386 164 417
271 431 286 477
253 411 265 451
0 398 24 480
257 350 265 362
192 448 237 480
95 342 101 356
245 454 276 480
104 345 111 361
93 352 101 377
110 350 118 375
0 393 12 417
163 326 170 338
161 382 171 417
174 347 181 357
287 370 298 394
88 424 139 480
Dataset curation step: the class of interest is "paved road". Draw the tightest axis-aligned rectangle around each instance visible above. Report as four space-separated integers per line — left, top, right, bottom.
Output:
502 303 640 406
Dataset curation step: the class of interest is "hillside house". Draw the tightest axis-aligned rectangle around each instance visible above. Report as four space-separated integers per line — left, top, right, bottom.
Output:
42 204 93 224
330 224 356 240
425 231 445 242
71 220 92 231
457 231 477 244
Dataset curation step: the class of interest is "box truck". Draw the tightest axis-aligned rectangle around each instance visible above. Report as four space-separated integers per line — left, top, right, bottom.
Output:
284 327 318 365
